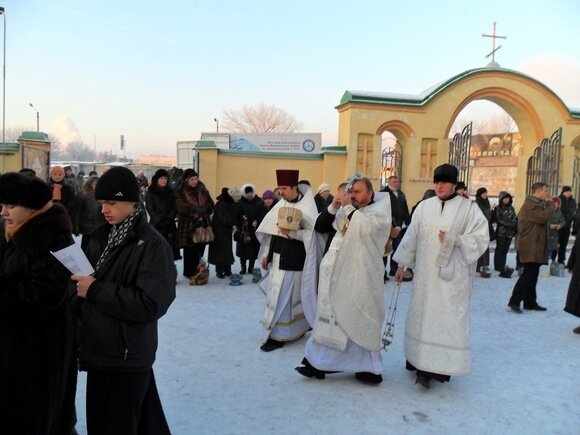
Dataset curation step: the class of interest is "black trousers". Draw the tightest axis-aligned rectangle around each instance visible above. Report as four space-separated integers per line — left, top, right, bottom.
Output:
86 369 170 435
477 247 490 270
494 236 512 271
388 229 406 274
182 244 207 278
558 227 571 263
509 262 541 307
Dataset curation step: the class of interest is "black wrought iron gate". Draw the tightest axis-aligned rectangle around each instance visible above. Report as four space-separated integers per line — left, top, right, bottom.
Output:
380 142 402 188
525 128 562 196
448 122 472 185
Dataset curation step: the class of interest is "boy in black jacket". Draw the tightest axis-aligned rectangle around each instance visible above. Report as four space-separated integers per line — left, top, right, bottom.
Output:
72 166 175 434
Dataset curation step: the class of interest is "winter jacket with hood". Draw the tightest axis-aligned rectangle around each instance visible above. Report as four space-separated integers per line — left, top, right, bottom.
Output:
494 191 518 239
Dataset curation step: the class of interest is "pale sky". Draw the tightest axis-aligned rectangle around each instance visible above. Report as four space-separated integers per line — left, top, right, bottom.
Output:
3 0 579 157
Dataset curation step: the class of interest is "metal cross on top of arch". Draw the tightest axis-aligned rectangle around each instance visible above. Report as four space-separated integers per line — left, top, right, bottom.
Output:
526 127 562 197
448 122 472 187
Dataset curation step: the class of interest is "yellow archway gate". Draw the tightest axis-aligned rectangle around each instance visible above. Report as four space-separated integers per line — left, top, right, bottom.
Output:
336 67 580 206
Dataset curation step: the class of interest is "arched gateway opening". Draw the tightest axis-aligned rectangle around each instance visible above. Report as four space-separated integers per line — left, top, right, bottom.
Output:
336 68 580 206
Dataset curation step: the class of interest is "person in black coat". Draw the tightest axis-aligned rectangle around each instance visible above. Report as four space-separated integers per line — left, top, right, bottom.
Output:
314 182 334 213
0 173 77 435
146 169 179 260
77 175 107 252
257 189 277 225
237 184 264 274
47 165 78 226
493 191 518 276
314 182 349 254
565 236 580 334
209 187 242 278
380 175 410 278
558 186 577 264
475 187 493 277
71 167 175 435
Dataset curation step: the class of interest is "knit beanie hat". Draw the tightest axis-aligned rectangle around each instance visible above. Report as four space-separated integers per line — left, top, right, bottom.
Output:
94 166 140 202
262 189 275 200
228 187 242 202
317 183 331 195
0 172 52 210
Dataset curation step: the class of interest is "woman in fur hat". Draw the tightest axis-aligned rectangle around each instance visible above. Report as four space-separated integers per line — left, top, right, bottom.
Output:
175 169 214 281
146 169 179 260
0 172 78 434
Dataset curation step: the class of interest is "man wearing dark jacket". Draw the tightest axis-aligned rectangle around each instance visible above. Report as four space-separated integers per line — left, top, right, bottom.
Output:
314 182 349 254
558 186 576 264
380 175 410 277
508 182 555 313
72 167 175 434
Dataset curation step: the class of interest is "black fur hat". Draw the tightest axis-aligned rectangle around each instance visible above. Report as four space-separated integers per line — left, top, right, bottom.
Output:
0 172 52 209
95 166 140 202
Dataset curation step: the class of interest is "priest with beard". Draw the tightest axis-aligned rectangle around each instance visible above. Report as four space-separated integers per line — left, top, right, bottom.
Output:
393 164 489 390
296 174 391 384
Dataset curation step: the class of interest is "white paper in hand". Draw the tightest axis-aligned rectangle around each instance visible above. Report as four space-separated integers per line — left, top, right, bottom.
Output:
51 243 94 275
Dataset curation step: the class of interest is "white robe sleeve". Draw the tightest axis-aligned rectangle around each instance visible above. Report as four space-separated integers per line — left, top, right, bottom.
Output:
455 204 490 265
392 203 423 269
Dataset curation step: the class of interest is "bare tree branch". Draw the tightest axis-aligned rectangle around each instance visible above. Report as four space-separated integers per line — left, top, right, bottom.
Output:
449 112 518 137
221 103 302 133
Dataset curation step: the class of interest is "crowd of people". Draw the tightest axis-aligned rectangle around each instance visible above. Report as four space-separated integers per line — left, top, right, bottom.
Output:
0 163 578 433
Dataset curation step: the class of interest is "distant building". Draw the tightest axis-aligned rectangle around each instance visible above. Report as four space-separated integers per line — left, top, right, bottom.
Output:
137 154 177 166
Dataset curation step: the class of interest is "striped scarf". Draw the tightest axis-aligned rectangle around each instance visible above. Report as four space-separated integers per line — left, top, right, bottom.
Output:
95 207 142 271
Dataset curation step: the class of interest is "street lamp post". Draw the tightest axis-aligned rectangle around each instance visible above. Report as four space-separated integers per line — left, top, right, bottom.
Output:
214 117 219 133
29 103 39 131
0 7 5 144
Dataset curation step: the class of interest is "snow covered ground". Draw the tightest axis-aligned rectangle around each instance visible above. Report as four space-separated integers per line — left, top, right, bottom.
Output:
74 253 579 434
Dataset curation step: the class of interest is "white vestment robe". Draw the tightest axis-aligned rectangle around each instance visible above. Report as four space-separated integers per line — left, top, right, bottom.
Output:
256 187 318 342
302 194 391 373
393 195 489 376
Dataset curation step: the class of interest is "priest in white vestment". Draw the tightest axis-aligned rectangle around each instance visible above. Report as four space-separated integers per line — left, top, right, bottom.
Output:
296 176 391 384
393 164 489 389
256 170 318 352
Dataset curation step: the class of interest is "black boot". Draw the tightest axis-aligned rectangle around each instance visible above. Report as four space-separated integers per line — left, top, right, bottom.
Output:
355 372 383 385
415 372 431 390
260 338 283 352
240 260 247 275
248 260 255 275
